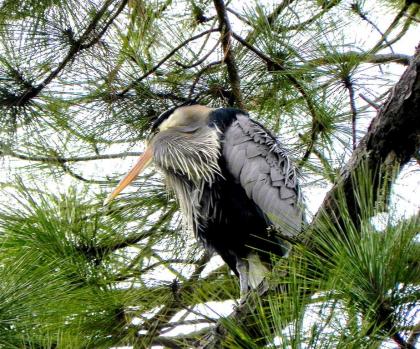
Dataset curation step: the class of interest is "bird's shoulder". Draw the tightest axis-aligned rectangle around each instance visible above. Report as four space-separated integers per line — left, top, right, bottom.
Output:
221 112 303 236
208 107 246 132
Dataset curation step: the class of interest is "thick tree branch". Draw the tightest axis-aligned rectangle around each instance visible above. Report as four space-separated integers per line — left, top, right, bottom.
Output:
314 43 420 228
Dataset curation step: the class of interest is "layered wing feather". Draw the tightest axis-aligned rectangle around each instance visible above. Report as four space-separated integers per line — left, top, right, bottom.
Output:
223 114 303 237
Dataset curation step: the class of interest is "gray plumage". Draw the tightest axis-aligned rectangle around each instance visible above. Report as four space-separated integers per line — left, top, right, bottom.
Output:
223 114 302 238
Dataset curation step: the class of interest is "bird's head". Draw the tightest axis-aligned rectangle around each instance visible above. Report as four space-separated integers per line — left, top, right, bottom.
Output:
105 104 218 204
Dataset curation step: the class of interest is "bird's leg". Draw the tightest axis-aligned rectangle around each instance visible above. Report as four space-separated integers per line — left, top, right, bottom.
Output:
236 258 249 301
257 278 270 295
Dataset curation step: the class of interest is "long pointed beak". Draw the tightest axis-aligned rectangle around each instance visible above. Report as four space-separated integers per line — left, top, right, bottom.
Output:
104 146 153 204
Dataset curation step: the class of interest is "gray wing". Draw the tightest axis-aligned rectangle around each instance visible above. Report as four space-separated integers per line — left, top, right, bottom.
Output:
223 114 303 237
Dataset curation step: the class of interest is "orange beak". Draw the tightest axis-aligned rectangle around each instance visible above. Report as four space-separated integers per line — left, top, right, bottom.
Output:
104 146 153 204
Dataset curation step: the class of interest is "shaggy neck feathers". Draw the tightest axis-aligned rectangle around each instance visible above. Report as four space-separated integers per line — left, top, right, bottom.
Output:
152 126 222 233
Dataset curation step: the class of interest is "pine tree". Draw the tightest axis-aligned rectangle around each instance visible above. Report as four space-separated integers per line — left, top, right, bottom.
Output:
0 0 419 348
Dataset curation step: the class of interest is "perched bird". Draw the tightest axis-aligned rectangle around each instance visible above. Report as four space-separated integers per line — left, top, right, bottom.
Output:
106 104 303 297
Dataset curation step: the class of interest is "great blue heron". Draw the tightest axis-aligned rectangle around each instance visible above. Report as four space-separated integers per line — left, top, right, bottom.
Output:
106 104 303 297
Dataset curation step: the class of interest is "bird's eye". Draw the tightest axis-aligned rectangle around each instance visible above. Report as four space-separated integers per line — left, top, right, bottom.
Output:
177 124 201 133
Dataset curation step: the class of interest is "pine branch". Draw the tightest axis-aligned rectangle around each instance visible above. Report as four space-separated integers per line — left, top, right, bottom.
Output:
175 39 220 69
379 6 420 50
280 5 337 31
351 3 394 53
231 31 319 163
150 328 212 348
15 0 129 106
371 3 410 53
95 208 176 258
238 0 296 47
213 0 244 109
118 28 219 97
0 149 142 163
306 52 412 67
189 60 222 98
79 0 128 50
266 0 297 25
232 32 318 119
136 252 212 347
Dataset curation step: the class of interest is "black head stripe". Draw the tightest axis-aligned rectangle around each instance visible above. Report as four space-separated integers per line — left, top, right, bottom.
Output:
208 107 246 132
151 106 177 132
151 100 198 132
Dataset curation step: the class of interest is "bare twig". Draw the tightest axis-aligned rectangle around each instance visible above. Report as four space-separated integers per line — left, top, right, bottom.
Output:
371 3 410 53
175 39 221 69
343 76 358 150
60 163 115 184
351 3 394 53
226 7 252 26
359 93 381 110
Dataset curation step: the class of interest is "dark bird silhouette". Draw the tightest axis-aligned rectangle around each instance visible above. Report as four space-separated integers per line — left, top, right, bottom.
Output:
106 104 303 297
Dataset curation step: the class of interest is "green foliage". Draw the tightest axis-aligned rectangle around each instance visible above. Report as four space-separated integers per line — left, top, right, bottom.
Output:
203 171 419 348
0 0 418 347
